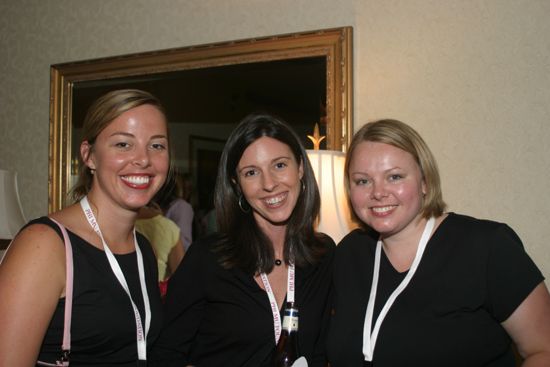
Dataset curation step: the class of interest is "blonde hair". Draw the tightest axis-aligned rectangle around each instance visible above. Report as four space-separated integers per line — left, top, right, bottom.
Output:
71 89 168 201
345 119 446 223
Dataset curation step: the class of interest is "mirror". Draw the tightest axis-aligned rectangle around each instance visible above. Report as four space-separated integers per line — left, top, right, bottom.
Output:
49 27 353 213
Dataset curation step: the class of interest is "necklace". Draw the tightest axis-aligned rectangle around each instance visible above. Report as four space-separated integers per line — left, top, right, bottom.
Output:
274 259 282 266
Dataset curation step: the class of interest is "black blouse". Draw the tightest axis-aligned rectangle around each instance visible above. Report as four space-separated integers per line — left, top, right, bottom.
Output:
32 217 162 366
327 213 544 367
151 233 335 367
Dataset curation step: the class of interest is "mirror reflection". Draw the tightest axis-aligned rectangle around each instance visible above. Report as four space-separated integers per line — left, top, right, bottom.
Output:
71 58 327 239
49 27 353 223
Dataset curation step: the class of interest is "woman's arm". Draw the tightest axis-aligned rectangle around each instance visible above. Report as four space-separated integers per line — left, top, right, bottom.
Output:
0 224 66 367
166 237 185 278
502 281 550 366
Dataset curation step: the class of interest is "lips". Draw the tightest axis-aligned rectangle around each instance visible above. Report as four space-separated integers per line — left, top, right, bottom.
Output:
370 205 397 216
264 192 287 207
121 175 152 189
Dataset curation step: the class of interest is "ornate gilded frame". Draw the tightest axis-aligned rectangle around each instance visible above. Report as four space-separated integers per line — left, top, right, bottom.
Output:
48 26 353 212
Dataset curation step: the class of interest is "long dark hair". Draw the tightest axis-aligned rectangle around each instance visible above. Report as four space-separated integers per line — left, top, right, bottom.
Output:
214 113 326 275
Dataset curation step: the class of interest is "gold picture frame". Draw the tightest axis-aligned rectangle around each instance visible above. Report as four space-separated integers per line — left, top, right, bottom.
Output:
48 26 353 212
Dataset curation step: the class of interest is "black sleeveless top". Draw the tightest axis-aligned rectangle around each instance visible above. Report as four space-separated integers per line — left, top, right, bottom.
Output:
31 217 162 366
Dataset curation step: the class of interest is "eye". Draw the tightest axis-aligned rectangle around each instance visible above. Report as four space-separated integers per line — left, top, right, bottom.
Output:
389 174 403 181
354 178 370 186
274 161 288 169
150 142 167 150
114 141 131 149
243 168 258 177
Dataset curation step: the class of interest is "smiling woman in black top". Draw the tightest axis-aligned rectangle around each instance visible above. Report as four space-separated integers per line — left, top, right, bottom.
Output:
151 113 335 367
0 89 169 366
327 119 550 367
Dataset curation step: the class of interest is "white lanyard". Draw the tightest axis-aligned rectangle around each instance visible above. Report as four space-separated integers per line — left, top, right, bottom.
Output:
363 217 435 361
80 197 151 362
260 262 295 343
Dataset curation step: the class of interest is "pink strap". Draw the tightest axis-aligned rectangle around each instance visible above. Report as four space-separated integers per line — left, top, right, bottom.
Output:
49 218 73 366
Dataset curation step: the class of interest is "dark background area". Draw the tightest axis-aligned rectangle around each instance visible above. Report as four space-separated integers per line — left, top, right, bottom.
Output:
71 56 327 238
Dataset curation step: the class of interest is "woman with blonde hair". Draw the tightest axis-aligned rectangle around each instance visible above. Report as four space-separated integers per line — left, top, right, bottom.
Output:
0 89 170 366
327 119 550 366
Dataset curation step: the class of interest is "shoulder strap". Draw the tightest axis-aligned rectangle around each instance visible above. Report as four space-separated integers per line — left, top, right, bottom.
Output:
48 218 73 366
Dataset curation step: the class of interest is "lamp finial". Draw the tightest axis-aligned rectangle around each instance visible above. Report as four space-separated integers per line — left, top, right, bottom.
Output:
307 123 326 150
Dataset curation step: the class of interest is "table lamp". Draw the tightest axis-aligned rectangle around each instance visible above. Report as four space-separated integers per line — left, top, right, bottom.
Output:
0 169 27 260
306 124 355 243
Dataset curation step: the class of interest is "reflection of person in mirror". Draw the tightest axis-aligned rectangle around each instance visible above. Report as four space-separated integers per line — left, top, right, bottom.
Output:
327 119 550 367
0 89 169 365
136 200 185 301
157 172 194 250
151 113 335 367
136 201 185 281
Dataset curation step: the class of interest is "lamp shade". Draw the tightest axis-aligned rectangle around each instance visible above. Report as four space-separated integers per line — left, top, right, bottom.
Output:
306 150 354 243
0 170 27 239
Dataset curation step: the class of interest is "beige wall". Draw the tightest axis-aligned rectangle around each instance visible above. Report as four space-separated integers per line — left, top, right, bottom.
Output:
1 0 549 277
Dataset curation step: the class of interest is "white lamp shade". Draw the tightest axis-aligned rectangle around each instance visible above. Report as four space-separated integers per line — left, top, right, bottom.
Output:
306 150 354 243
0 170 27 239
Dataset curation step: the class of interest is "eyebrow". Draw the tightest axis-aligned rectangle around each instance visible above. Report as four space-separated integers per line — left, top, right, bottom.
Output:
109 132 134 138
108 132 168 139
271 155 292 162
350 166 404 175
237 156 292 171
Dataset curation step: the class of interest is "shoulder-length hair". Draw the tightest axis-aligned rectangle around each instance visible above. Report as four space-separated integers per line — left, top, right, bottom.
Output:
71 89 169 202
344 119 446 226
214 113 325 274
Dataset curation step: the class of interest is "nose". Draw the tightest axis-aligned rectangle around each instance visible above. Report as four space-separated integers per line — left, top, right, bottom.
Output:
370 180 388 200
132 146 151 168
262 171 277 192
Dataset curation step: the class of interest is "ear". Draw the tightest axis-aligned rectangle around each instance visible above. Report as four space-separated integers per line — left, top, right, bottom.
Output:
80 141 96 170
230 177 242 194
299 158 304 180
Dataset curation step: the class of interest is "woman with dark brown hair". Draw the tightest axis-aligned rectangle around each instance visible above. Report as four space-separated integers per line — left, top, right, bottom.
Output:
152 113 335 367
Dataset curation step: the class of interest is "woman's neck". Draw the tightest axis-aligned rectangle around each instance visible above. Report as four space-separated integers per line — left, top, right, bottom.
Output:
381 216 429 272
256 219 287 258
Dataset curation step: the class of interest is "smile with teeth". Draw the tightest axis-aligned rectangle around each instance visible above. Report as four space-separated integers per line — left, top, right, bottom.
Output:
371 205 396 213
121 175 151 188
264 193 287 206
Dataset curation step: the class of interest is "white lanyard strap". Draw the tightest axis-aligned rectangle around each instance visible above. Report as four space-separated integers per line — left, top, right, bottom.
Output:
260 262 295 343
363 217 435 361
80 197 151 361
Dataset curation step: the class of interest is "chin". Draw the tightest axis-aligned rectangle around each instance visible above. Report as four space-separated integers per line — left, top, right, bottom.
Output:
364 218 393 232
124 196 154 209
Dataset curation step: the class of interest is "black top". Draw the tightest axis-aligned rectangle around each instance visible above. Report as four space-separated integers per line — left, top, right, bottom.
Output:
150 233 335 367
327 213 544 367
32 217 162 366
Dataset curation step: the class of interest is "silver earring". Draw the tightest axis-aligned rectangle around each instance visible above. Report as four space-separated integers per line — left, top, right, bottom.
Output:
238 195 250 213
301 180 305 193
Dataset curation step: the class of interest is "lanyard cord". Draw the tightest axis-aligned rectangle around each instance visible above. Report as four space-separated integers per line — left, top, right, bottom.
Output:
80 197 151 361
260 262 295 343
362 217 435 361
